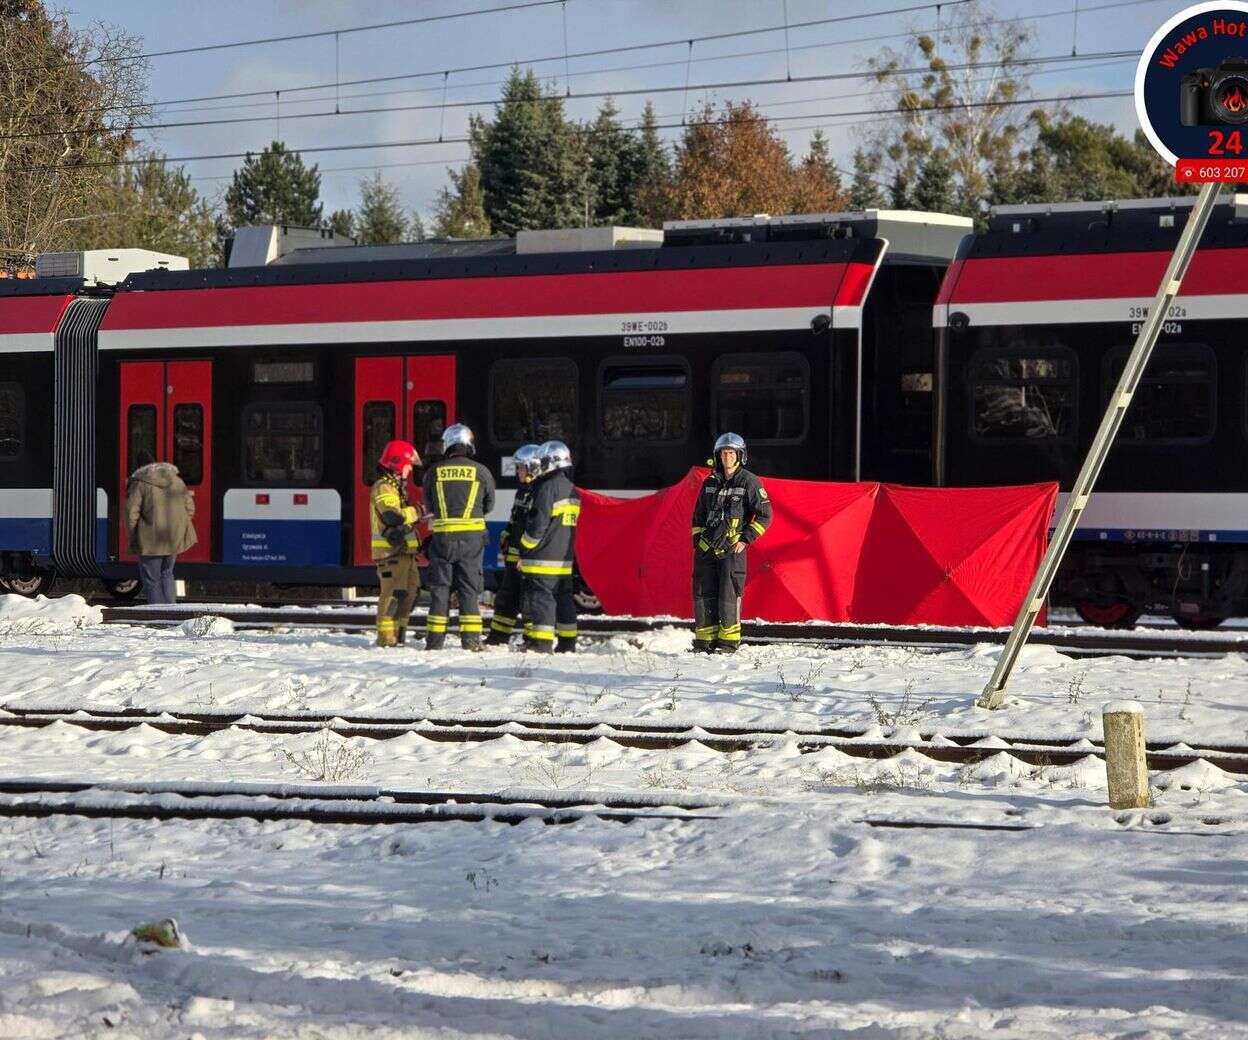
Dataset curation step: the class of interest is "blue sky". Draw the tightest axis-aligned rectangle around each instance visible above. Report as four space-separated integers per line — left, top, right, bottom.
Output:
63 0 1173 223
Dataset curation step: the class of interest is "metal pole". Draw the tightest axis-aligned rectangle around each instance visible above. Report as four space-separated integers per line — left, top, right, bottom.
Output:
978 181 1221 710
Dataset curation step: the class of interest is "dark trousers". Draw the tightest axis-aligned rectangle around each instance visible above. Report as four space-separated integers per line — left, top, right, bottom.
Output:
426 533 485 643
523 573 577 650
490 561 523 637
693 550 745 643
139 554 177 605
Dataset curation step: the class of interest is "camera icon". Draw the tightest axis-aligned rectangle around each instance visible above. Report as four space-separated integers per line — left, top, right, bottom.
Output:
1180 58 1248 125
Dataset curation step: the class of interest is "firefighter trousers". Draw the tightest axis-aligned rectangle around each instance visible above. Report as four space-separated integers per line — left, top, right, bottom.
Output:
522 573 577 652
489 562 523 641
693 550 745 644
426 533 485 646
375 553 420 646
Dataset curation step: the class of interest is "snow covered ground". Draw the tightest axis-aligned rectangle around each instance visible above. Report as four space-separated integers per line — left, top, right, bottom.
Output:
0 594 1245 1038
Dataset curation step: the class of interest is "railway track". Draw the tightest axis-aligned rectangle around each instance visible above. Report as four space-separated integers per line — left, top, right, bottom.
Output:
0 777 723 827
5 705 1247 775
0 777 1239 836
96 603 1248 658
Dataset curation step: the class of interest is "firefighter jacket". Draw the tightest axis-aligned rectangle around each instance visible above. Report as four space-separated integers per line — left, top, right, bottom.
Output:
692 465 772 557
370 472 422 561
518 469 580 576
422 451 496 538
499 485 534 565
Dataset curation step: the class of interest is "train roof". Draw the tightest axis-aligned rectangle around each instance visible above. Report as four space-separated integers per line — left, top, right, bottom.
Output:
936 194 1248 328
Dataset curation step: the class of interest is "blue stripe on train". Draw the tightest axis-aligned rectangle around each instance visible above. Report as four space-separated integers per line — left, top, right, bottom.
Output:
224 520 340 566
0 517 52 556
0 519 105 560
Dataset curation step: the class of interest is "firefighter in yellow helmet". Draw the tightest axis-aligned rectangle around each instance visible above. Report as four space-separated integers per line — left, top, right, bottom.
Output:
370 439 424 647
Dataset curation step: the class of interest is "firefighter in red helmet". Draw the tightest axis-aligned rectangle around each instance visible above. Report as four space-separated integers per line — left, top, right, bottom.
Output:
370 439 424 647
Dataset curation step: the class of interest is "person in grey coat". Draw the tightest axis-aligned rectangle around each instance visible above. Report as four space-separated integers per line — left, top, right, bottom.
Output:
125 450 197 604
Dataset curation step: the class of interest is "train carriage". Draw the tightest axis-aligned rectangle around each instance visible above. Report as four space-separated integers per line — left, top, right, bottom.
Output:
933 194 1248 628
0 210 968 596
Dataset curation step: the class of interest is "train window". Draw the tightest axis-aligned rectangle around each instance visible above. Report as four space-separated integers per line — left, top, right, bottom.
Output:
490 358 577 446
172 404 203 485
126 404 157 473
413 400 447 462
970 351 1076 440
242 403 323 485
713 354 809 443
600 361 689 442
361 401 395 484
1104 345 1215 443
0 383 22 459
254 361 314 384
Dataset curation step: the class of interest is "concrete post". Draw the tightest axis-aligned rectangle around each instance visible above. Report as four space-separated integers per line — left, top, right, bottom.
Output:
174 579 187 600
1103 701 1150 809
340 586 358 602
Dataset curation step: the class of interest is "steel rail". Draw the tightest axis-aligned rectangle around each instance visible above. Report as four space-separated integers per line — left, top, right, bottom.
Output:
4 707 1246 774
97 605 1248 659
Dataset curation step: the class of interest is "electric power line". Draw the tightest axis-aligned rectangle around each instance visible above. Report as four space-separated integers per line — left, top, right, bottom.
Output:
50 0 1152 121
9 88 1135 175
0 49 1140 146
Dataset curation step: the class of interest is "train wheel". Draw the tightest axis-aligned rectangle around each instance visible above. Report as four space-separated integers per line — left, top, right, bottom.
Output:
103 577 142 600
1172 613 1225 631
1073 601 1142 629
3 571 54 598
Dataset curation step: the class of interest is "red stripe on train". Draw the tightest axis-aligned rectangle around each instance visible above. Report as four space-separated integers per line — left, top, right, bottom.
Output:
945 249 1248 304
100 263 869 331
0 294 74 335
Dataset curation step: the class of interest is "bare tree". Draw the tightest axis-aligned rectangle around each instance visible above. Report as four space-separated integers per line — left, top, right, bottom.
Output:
865 0 1034 217
0 2 148 268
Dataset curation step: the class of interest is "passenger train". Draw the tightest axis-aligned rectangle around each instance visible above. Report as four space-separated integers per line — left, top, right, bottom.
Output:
0 196 1244 628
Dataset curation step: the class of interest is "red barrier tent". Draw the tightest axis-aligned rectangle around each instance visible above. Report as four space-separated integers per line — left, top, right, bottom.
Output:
576 469 1056 627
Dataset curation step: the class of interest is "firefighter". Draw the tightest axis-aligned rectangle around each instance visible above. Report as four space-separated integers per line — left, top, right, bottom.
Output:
422 423 496 651
370 439 424 648
691 432 772 654
487 443 541 646
518 440 581 654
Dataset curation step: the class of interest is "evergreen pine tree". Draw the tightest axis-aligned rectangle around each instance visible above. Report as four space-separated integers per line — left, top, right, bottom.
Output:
912 148 955 212
326 209 356 239
633 101 670 224
848 149 885 208
355 171 409 244
472 68 584 235
431 164 491 238
889 170 913 209
802 130 842 192
65 154 218 267
224 142 323 227
409 211 427 241
587 98 645 225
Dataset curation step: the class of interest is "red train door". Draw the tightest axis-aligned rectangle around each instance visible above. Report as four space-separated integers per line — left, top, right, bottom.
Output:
119 360 213 563
352 355 456 565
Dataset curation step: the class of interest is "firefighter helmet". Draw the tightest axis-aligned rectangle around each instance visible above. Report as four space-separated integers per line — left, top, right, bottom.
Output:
441 423 475 456
379 439 420 472
514 443 542 479
713 432 747 466
538 440 572 475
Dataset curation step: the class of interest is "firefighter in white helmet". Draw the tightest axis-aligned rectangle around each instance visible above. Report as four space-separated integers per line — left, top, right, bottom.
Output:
690 432 772 653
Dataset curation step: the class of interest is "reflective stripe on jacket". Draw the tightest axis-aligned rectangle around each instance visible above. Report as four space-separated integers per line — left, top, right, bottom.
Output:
691 466 772 557
518 470 580 576
370 473 421 561
422 454 497 537
500 485 534 564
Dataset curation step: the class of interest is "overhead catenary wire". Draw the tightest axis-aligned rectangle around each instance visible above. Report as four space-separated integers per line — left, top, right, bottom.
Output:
0 49 1141 146
38 0 568 71
47 0 1158 120
9 88 1134 175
